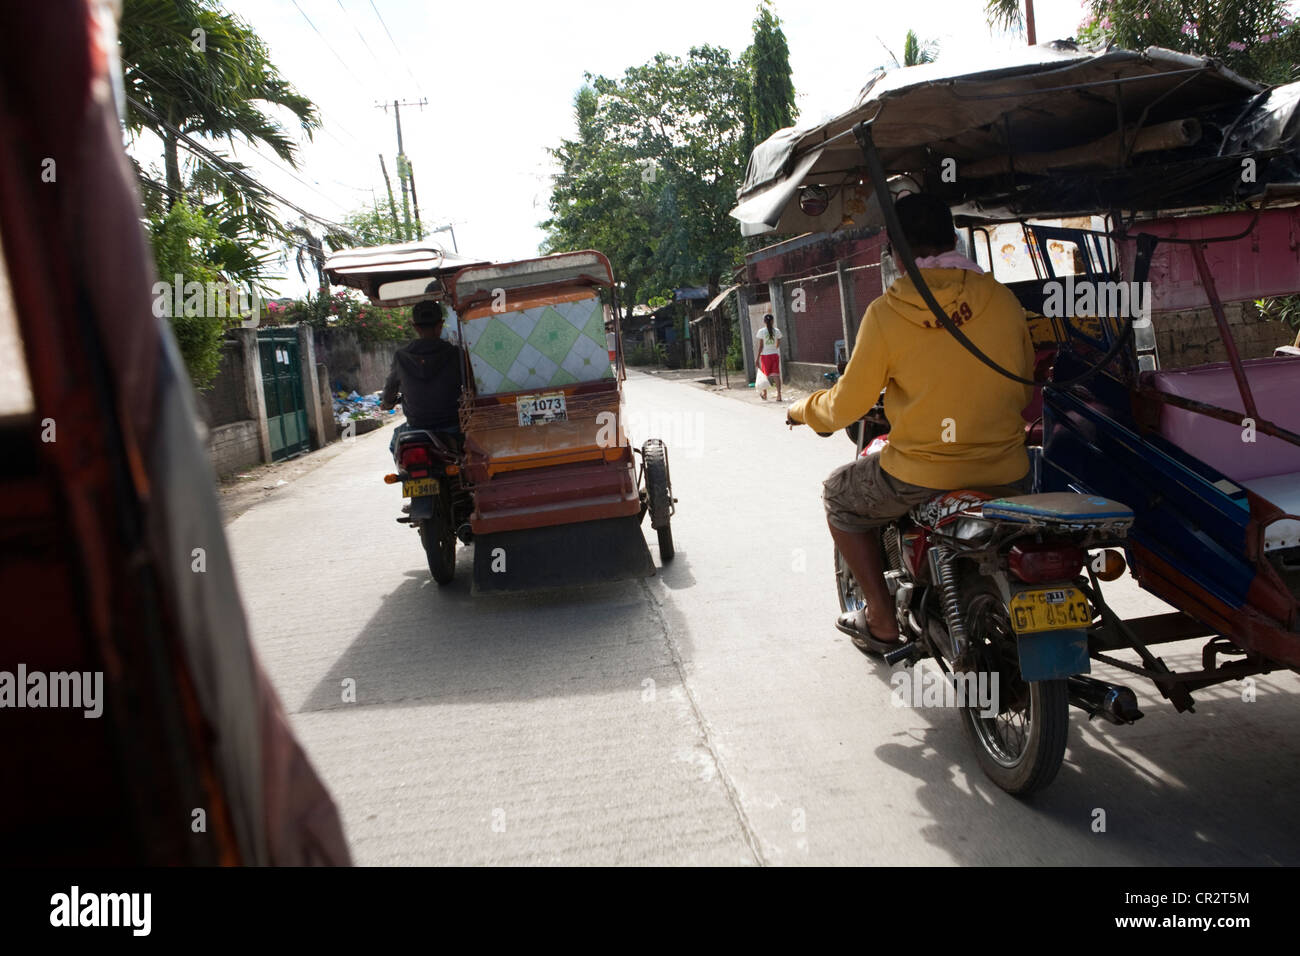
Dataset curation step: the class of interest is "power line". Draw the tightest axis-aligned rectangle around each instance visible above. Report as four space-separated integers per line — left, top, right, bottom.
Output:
368 0 424 95
336 0 403 89
290 0 369 90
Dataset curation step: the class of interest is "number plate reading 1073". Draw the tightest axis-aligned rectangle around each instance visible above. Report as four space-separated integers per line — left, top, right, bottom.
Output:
517 393 568 426
1009 586 1091 634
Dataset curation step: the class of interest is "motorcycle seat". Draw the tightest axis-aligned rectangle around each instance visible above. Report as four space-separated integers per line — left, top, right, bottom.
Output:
980 492 1133 527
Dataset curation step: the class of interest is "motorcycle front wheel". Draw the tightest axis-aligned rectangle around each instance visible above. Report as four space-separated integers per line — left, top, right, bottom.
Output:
957 579 1068 796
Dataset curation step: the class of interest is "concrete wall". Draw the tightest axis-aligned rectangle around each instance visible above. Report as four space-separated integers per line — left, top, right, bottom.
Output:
1155 302 1295 368
784 361 838 391
207 420 262 477
193 340 249 427
314 328 402 395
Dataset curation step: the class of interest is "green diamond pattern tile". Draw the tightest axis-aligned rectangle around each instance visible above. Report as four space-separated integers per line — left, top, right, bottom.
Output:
526 307 581 364
470 320 525 375
580 301 606 343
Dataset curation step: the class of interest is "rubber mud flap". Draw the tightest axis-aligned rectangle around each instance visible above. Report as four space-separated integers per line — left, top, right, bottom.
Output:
472 515 654 594
1017 628 1090 682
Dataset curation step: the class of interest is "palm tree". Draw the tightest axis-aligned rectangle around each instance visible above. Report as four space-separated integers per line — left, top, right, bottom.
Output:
985 0 1037 44
120 0 320 235
903 30 938 66
287 221 354 294
879 30 939 69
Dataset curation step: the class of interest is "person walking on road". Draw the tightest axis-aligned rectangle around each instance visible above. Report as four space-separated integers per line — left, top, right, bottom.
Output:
756 313 783 401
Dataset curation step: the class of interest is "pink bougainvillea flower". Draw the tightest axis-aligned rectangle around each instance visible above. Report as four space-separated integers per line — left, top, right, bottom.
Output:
1228 40 1247 51
1260 32 1273 42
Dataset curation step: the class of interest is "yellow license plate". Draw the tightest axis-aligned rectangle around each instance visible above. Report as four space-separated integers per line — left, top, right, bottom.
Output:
1009 586 1091 634
402 478 439 498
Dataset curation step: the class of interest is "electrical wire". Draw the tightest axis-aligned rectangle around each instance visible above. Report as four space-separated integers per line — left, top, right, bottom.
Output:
368 0 424 95
289 0 370 90
336 0 404 89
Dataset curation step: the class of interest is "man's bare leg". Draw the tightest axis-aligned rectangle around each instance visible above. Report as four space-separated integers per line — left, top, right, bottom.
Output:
829 523 899 641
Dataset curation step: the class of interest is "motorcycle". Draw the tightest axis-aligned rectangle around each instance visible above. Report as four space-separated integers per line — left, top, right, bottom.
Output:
390 428 474 585
832 403 1136 795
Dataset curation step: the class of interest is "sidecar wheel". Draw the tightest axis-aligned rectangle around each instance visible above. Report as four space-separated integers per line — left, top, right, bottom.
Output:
643 439 674 563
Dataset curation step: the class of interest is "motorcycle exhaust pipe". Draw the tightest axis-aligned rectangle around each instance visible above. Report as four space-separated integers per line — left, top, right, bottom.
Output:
1068 675 1144 724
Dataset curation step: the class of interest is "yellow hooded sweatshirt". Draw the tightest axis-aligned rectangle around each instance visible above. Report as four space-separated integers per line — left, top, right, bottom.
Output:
789 267 1035 489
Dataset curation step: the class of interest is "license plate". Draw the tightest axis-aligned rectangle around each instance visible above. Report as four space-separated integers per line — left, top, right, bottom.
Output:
402 478 439 498
517 392 567 426
1009 586 1091 634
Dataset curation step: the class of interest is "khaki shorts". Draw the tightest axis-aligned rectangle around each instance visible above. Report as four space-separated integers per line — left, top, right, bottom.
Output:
823 453 1029 533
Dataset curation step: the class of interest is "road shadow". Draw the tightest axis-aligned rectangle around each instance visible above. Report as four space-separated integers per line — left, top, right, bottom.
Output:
856 651 1300 865
302 541 696 712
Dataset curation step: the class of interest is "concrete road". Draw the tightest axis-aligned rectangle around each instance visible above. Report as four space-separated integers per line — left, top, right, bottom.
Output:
226 370 1300 865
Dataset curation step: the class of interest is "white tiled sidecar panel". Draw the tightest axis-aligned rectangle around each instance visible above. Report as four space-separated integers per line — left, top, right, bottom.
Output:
463 294 614 395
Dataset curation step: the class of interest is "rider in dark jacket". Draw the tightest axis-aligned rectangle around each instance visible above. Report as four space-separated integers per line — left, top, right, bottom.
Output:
381 300 463 449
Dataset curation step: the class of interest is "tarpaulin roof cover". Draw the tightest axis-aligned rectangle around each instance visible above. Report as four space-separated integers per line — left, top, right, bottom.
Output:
324 242 490 300
731 43 1300 234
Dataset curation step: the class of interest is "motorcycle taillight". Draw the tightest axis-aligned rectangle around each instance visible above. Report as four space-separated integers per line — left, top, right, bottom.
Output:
399 445 431 469
1009 542 1085 583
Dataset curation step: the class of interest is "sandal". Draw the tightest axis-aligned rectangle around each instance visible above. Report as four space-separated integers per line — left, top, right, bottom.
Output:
835 610 903 655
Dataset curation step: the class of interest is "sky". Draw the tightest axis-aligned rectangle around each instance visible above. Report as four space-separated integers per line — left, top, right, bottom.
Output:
142 0 1097 297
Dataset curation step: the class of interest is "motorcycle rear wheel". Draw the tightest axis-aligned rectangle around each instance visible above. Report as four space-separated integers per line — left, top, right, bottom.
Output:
957 580 1068 796
418 498 457 585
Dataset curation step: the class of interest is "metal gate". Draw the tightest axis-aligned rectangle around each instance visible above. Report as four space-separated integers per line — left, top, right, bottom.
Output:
258 328 310 461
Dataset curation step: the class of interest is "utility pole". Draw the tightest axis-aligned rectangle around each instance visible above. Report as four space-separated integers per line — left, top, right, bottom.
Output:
376 98 427 241
1025 0 1037 45
378 154 400 238
407 158 423 239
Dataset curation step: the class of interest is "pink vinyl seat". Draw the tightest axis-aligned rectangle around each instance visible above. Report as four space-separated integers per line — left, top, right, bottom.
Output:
1145 356 1300 551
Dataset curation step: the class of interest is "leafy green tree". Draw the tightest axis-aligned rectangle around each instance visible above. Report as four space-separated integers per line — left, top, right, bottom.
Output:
340 201 415 247
748 1 797 142
542 85 665 319
149 201 232 389
588 46 752 295
1076 1 1300 84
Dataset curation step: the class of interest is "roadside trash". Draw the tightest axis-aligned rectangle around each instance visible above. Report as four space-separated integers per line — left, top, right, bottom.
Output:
333 390 390 428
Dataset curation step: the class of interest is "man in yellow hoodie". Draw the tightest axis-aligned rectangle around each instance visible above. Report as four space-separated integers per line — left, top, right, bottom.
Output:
787 193 1035 645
